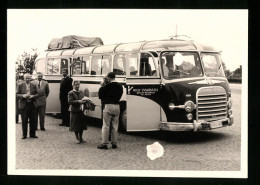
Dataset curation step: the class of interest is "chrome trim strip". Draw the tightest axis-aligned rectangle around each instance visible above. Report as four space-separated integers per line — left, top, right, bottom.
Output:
198 108 227 113
126 82 161 85
160 117 231 132
198 93 226 96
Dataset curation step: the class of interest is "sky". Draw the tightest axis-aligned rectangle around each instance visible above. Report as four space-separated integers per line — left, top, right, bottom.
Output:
8 9 248 71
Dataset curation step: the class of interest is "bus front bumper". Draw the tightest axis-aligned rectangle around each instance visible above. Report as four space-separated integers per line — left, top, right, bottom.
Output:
159 116 233 132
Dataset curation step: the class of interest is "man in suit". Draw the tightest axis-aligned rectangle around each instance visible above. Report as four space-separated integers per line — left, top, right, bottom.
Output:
16 73 24 123
59 68 73 127
35 72 50 130
16 73 39 139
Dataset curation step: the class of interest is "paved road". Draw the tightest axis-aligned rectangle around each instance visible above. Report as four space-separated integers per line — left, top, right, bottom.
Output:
15 83 242 171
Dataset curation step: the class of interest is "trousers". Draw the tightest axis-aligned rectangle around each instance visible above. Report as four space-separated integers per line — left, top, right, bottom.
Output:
102 104 120 145
60 100 70 126
36 106 46 129
21 102 37 137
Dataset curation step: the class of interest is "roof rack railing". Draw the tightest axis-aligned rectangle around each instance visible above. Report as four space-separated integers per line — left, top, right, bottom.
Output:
169 35 194 42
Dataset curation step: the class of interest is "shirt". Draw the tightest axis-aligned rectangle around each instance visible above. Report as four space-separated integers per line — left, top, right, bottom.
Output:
98 81 123 104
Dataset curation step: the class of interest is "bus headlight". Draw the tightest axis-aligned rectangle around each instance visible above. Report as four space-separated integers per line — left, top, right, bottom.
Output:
227 98 232 109
228 109 232 116
186 113 193 120
184 101 195 112
168 103 175 110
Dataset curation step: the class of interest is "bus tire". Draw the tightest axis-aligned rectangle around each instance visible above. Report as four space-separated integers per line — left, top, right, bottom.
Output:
119 109 127 132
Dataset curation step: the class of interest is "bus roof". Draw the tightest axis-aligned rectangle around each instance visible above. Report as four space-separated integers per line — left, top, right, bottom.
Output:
39 39 218 58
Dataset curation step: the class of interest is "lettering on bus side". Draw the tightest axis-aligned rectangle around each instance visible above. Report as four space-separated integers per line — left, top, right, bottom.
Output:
127 85 160 97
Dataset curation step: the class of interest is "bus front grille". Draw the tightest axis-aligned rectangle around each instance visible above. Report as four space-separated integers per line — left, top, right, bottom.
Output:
196 86 227 121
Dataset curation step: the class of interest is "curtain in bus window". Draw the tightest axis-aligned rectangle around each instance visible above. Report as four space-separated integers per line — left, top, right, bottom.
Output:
91 56 102 75
60 58 68 73
82 56 90 74
113 54 126 75
72 57 81 75
52 58 61 74
47 59 53 74
128 54 138 76
101 56 112 75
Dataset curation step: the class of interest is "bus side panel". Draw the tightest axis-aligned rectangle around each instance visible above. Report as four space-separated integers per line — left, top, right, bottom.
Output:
127 95 160 131
46 82 61 114
78 83 102 119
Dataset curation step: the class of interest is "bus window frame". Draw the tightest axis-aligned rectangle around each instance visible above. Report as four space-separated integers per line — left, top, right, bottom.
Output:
34 58 46 75
101 54 112 76
113 53 127 77
159 50 203 79
81 55 91 75
126 51 160 79
71 56 82 76
90 54 103 76
45 56 71 76
46 57 61 75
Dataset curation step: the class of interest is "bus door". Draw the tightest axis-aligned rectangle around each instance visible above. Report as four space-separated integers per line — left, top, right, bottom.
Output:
126 52 162 131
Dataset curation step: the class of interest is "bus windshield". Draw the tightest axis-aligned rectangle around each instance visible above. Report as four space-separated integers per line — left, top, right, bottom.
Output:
160 51 203 79
201 53 225 77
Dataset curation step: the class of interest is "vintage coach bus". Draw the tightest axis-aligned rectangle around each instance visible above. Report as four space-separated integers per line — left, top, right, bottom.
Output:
33 39 234 132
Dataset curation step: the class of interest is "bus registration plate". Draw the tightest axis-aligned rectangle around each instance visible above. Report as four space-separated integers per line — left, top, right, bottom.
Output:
210 121 223 129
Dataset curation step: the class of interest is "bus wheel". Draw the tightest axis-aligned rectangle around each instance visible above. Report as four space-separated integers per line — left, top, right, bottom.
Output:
119 109 127 131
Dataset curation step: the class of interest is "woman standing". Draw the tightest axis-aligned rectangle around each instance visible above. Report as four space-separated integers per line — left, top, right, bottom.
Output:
68 81 88 144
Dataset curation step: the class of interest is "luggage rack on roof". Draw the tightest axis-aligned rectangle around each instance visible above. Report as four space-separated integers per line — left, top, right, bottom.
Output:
169 35 194 42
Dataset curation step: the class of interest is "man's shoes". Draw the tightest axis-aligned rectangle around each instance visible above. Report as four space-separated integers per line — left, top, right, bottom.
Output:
30 136 38 138
21 136 27 139
80 138 86 143
112 144 117 149
59 124 66 126
76 139 81 144
97 144 108 150
66 125 70 127
41 128 46 131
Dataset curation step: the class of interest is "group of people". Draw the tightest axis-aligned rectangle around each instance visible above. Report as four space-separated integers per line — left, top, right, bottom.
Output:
16 72 50 139
16 69 123 150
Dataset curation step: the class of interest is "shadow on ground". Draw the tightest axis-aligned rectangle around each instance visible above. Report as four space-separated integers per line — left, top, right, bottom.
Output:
47 114 230 144
125 130 230 144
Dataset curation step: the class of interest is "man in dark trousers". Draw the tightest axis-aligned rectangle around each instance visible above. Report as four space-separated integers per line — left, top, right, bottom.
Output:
59 68 73 127
16 73 39 139
97 72 123 149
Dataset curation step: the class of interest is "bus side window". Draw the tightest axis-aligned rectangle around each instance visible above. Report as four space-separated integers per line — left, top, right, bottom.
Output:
101 55 112 75
60 58 68 73
82 56 90 74
91 56 102 75
139 53 157 77
126 53 138 76
47 58 53 74
47 58 61 75
72 57 81 75
35 59 46 75
113 54 126 75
